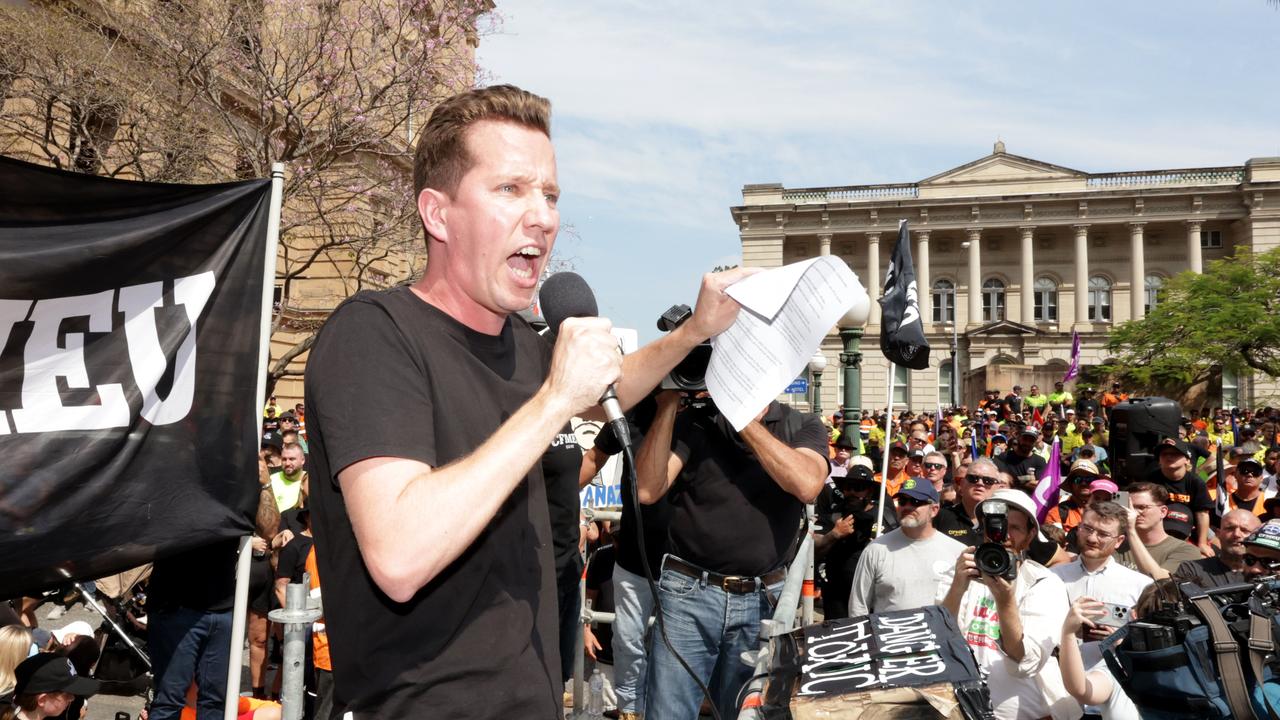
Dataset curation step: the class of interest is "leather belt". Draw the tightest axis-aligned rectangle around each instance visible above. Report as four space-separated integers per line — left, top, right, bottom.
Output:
665 556 787 595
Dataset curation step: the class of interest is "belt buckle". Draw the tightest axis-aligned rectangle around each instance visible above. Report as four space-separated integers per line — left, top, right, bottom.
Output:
723 576 753 594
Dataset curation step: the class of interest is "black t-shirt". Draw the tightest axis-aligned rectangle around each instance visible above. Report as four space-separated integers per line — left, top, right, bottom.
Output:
279 506 308 537
544 423 584 580
304 288 559 719
276 534 314 584
1003 394 1023 418
996 448 1047 482
666 402 828 576
1173 556 1246 589
147 538 239 613
1146 467 1214 513
584 543 616 665
822 499 899 584
594 402 672 581
933 502 981 547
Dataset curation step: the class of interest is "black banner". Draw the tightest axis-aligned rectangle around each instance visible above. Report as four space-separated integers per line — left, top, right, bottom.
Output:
879 220 931 370
0 155 273 598
798 605 981 697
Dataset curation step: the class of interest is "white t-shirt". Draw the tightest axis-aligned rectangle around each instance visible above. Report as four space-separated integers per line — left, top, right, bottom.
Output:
937 559 1071 720
848 528 964 616
1087 659 1141 720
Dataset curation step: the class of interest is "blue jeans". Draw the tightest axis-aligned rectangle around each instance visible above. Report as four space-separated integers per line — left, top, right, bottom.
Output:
612 564 656 714
148 607 233 720
644 558 782 720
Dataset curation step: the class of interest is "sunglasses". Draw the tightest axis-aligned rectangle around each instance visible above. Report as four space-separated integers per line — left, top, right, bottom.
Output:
923 462 947 471
1244 554 1280 571
1241 468 1264 477
967 475 1000 486
896 496 931 508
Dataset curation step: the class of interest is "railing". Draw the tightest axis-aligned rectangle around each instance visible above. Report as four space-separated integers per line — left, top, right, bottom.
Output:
1086 167 1243 188
783 183 919 203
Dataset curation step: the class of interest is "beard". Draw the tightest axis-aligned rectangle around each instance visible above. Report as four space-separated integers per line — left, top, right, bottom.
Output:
899 514 929 529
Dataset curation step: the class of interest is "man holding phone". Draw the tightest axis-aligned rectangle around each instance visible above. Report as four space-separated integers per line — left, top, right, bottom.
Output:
1051 501 1152 669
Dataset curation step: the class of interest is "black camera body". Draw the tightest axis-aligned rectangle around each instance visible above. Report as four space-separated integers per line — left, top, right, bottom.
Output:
657 304 712 391
974 499 1019 582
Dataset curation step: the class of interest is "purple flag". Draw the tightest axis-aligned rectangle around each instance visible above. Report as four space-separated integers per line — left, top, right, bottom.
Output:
1033 438 1063 524
1062 331 1081 383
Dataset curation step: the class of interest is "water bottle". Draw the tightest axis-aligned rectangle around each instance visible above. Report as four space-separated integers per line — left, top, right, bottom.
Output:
587 667 605 717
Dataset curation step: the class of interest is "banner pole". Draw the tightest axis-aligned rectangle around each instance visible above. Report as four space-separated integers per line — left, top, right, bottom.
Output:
225 164 285 720
875 363 895 539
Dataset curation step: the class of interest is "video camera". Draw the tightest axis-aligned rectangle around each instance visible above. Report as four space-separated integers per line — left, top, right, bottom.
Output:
974 499 1019 582
657 304 712 393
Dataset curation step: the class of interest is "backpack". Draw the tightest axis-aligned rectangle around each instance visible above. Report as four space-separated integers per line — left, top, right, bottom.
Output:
1102 581 1280 720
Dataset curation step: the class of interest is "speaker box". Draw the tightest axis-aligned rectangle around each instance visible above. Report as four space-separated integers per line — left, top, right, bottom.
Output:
1109 397 1182 485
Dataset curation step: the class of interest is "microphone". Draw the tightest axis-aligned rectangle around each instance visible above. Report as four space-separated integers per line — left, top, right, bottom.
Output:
539 272 631 448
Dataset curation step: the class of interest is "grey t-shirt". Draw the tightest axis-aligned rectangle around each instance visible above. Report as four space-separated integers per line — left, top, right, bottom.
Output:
848 528 966 616
1115 535 1202 576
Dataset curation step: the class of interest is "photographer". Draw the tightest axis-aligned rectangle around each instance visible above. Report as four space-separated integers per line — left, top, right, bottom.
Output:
636 391 827 720
815 458 899 620
938 489 1072 720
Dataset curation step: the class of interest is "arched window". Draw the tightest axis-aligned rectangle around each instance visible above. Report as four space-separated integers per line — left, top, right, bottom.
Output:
982 278 1005 322
932 279 955 323
1145 274 1164 314
1034 277 1058 322
1088 276 1112 322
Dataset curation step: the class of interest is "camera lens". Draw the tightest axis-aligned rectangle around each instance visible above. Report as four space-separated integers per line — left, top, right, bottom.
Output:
975 542 1016 581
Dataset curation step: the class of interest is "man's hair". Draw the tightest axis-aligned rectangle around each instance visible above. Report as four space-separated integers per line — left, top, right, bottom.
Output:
1127 481 1169 506
1133 578 1181 619
412 84 552 202
968 456 999 479
1040 523 1067 547
1086 500 1128 530
281 441 305 457
924 451 947 466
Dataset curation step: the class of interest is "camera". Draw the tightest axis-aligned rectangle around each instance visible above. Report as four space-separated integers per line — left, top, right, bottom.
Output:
657 304 711 391
974 499 1018 582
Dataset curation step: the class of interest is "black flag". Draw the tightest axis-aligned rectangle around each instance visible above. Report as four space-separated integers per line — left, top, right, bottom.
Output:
0 155 273 597
879 220 931 369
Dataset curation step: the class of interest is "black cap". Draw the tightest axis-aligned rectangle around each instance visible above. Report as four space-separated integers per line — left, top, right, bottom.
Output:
1156 438 1192 460
833 432 858 451
14 652 100 697
261 431 284 451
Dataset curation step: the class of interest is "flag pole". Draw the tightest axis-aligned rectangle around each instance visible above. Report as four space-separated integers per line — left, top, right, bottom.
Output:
875 363 895 539
225 163 285 720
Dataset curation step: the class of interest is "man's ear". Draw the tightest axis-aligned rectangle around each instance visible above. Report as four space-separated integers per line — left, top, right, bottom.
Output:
417 187 450 243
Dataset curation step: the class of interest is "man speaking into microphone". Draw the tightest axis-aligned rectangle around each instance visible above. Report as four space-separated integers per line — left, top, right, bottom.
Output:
303 84 754 719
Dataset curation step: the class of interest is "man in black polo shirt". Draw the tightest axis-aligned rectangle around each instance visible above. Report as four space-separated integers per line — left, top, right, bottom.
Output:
1148 438 1214 557
1174 509 1261 588
934 456 1000 546
636 392 827 720
996 425 1048 486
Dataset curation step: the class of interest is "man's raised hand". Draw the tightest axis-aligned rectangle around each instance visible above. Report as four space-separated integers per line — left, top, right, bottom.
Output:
546 316 623 417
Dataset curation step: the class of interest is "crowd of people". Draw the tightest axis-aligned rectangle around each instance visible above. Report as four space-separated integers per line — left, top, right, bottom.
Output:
11 80 1280 720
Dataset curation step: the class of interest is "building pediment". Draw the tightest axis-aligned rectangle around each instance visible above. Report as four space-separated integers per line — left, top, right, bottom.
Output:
917 144 1089 199
965 319 1042 337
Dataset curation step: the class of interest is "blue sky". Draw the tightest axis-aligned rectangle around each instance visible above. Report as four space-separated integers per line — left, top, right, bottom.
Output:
479 1 1280 343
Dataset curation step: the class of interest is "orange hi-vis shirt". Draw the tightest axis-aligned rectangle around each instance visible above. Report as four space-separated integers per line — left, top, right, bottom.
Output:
306 545 331 671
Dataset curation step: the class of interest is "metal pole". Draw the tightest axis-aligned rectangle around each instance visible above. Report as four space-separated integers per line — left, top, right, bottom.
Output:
225 537 253 720
736 533 814 719
812 369 823 418
573 581 586 718
269 576 322 720
875 365 895 539
802 503 815 626
839 327 863 439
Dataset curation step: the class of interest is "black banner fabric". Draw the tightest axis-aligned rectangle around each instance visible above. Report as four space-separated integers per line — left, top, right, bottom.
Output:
878 220 931 370
0 155 273 598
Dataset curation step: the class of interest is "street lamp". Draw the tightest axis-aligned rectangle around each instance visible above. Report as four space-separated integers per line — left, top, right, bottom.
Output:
808 351 828 417
837 292 872 436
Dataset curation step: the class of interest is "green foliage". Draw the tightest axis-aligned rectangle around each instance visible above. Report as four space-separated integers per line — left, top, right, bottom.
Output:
1103 248 1280 392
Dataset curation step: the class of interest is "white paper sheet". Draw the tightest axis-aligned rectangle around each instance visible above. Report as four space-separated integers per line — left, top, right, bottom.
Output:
706 256 867 430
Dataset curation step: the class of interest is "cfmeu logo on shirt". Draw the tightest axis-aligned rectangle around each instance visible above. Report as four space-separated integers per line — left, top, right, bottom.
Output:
1 272 216 435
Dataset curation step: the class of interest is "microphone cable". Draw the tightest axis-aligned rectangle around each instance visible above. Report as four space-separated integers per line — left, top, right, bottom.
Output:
619 439 724 720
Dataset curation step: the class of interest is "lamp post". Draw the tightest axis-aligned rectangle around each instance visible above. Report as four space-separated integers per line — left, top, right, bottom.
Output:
837 293 872 437
808 352 828 417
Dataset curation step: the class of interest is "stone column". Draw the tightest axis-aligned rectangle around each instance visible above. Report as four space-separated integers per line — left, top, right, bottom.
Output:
1130 223 1146 321
1186 220 1203 273
916 230 931 324
966 228 982 329
1073 224 1090 329
867 232 881 325
1019 226 1035 324
818 233 832 257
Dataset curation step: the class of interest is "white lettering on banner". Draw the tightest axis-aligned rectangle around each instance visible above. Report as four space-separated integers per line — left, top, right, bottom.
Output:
5 272 217 434
798 612 948 697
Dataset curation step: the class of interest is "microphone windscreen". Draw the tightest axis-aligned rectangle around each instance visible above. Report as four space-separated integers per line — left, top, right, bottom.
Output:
539 271 598 334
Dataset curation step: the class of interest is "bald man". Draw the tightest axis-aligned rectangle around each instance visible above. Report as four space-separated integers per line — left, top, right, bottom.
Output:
1173 509 1263 588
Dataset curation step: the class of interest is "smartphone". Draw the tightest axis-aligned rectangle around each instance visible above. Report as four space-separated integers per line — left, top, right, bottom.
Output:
1094 602 1131 628
1115 491 1130 508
